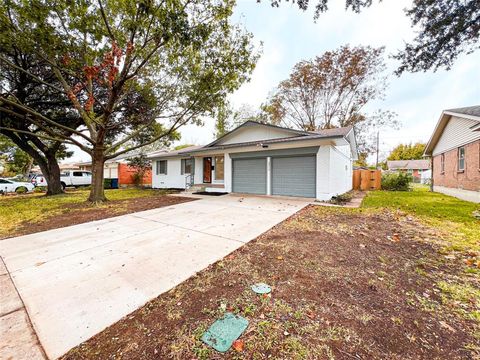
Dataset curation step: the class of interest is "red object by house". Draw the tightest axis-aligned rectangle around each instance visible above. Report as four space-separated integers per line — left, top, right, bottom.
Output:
118 163 152 186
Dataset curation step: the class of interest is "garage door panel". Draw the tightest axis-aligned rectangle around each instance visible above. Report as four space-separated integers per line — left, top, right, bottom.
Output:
233 158 266 195
272 156 316 198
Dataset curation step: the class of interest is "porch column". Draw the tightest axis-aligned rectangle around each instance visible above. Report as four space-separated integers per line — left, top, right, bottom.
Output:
266 156 272 195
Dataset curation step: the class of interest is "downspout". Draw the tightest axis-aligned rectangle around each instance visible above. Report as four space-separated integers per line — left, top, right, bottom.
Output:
429 156 434 192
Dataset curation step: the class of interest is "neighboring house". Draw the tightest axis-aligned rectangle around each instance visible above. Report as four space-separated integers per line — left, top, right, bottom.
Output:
31 163 80 173
148 121 358 200
77 152 159 187
424 105 480 203
387 160 431 183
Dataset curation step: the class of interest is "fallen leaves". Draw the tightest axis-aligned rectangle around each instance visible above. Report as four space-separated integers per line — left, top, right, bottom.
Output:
232 339 244 352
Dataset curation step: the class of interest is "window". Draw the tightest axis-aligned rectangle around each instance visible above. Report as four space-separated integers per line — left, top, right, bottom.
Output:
181 158 193 175
458 147 465 171
214 156 224 181
156 160 167 175
72 171 83 177
0 179 11 184
440 153 445 173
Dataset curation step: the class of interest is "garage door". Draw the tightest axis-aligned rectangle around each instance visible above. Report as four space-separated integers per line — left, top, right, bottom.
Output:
272 156 316 197
232 158 266 195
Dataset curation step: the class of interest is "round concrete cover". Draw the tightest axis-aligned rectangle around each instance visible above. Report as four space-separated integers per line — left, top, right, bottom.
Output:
251 283 271 294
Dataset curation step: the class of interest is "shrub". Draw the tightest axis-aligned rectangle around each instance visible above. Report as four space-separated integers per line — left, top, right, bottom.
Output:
330 191 354 205
381 172 412 191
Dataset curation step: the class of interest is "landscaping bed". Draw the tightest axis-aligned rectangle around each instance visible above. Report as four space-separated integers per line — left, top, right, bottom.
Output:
0 189 194 239
62 198 479 359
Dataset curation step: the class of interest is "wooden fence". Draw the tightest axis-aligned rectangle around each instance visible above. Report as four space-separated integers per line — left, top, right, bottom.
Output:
353 169 381 191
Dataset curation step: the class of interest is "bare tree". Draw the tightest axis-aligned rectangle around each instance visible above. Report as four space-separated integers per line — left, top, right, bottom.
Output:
265 45 398 156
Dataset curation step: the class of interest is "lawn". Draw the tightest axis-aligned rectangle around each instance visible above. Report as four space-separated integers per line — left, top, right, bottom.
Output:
0 188 191 239
62 189 480 360
363 185 480 253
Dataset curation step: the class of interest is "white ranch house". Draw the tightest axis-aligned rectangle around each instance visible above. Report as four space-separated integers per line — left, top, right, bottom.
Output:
148 121 358 201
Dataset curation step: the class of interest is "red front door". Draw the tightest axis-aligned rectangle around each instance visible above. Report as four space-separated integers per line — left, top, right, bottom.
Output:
203 157 212 183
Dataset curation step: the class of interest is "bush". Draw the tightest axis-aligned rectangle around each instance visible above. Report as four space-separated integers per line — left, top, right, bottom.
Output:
381 172 412 191
330 191 354 205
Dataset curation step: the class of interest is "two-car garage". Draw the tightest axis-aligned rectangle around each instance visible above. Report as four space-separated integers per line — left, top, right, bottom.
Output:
231 147 317 198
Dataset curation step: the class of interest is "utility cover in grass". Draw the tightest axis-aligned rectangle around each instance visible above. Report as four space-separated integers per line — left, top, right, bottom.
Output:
201 313 249 352
251 283 271 294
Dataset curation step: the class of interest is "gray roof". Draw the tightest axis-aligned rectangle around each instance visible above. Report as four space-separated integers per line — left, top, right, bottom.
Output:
180 130 352 154
310 126 353 137
147 145 202 159
387 160 430 170
446 105 480 118
148 121 355 158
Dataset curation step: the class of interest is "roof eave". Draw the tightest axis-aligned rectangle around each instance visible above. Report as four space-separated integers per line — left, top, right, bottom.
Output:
424 111 450 156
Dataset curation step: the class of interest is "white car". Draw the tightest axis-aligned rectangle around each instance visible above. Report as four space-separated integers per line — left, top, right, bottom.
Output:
0 178 35 194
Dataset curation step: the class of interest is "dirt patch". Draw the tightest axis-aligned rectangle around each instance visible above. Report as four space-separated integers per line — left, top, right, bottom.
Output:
62 206 479 360
3 195 194 239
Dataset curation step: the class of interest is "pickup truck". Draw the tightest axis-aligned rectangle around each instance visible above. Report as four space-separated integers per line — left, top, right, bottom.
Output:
33 170 92 190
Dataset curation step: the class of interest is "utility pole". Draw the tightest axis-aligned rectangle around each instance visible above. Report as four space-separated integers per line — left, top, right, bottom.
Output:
375 131 379 169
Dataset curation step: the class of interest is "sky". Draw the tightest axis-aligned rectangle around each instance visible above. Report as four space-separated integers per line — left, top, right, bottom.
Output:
69 0 480 164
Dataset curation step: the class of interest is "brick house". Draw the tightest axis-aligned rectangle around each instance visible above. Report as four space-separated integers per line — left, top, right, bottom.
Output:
424 105 480 203
77 152 157 187
386 160 431 183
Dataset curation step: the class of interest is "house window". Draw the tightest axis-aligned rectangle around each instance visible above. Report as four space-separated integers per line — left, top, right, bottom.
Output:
156 160 167 175
181 158 193 175
440 153 445 173
458 147 465 171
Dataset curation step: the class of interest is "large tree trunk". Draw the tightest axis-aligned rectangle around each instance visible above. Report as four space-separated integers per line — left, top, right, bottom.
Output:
88 145 106 203
34 156 63 196
44 153 63 196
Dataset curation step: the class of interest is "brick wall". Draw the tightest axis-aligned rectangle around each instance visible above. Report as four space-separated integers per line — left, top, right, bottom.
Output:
433 139 480 191
118 163 152 185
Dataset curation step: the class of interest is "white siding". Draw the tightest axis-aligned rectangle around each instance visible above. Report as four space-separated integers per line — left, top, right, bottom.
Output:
316 146 331 199
224 153 232 192
217 126 298 145
152 158 187 189
433 116 480 155
316 145 353 201
329 146 352 196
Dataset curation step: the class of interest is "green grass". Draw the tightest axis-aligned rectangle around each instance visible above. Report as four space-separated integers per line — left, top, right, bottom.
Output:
362 185 480 253
0 188 168 239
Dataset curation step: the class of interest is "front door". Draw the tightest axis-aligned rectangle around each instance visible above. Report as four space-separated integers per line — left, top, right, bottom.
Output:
203 157 212 183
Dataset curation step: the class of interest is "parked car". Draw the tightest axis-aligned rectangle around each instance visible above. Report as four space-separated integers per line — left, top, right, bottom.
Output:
33 170 93 190
0 178 35 194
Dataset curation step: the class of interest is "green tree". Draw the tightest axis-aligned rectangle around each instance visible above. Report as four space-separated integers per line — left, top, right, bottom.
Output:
387 142 426 161
0 0 258 203
0 38 81 194
0 135 31 175
269 0 479 74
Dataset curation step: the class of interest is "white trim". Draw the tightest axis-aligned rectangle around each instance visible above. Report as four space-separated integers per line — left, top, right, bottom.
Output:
266 157 272 195
444 110 480 122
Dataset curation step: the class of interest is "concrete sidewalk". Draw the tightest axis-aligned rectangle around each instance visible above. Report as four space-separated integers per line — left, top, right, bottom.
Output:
0 194 308 359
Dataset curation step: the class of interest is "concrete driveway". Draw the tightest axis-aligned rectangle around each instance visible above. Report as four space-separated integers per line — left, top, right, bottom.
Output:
0 194 308 359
